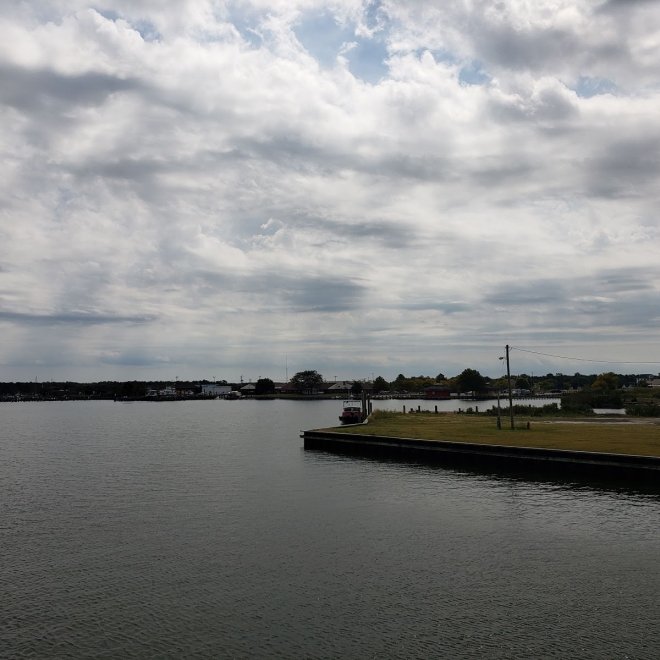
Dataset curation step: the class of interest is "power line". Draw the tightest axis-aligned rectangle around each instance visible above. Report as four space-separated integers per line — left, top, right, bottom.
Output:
511 346 660 366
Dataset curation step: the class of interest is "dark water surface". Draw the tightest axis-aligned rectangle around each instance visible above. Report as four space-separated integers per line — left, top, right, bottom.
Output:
2 400 659 658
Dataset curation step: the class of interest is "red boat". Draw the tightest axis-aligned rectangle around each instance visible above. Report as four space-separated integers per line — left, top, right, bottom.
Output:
339 401 364 424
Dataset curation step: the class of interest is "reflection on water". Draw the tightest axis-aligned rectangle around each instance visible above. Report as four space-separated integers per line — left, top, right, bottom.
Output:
306 446 660 500
593 408 627 415
1 400 659 659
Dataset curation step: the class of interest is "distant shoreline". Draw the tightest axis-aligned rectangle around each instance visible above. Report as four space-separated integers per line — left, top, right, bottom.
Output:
0 393 559 403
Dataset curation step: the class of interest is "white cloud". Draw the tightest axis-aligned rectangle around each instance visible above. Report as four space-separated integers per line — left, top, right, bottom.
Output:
0 0 659 381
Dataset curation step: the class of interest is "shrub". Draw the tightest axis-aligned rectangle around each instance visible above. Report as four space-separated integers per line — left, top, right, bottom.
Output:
485 403 561 417
368 409 401 421
625 403 660 417
561 391 622 412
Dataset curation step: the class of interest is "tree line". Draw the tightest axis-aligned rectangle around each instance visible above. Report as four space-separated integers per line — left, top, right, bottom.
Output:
359 370 647 395
0 369 654 401
288 369 651 395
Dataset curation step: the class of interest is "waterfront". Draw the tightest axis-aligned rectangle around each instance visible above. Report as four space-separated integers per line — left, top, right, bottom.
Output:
2 400 659 658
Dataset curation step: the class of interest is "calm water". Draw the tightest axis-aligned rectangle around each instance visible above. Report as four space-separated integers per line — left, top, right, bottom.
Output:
2 400 659 659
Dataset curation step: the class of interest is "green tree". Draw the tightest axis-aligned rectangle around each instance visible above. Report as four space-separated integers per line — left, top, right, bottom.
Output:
406 376 437 392
571 372 593 390
372 376 389 393
390 374 437 392
119 381 145 398
490 376 508 392
456 368 486 394
290 370 324 394
391 374 407 391
255 378 275 395
591 372 619 391
436 373 447 382
350 381 363 397
515 376 531 390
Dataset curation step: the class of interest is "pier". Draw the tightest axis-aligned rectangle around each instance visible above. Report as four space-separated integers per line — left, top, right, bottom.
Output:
303 429 660 481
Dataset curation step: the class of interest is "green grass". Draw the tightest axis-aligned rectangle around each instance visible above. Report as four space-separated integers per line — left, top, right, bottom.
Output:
327 411 660 457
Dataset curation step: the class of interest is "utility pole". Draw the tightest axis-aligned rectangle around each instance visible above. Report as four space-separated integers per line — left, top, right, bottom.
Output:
506 344 514 430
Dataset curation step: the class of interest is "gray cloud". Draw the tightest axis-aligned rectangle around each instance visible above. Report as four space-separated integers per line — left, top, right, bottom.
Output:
481 268 660 341
192 270 367 313
0 311 156 327
586 134 660 198
594 267 656 293
470 160 538 187
292 214 418 249
478 25 582 74
273 275 367 312
486 268 658 308
100 352 172 366
399 300 469 314
0 63 141 113
598 0 660 12
233 133 451 184
70 157 170 182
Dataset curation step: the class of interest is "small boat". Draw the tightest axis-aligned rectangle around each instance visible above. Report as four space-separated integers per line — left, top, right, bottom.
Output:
339 400 364 424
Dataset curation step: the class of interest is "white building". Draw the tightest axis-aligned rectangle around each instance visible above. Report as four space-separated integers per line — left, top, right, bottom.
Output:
201 383 231 396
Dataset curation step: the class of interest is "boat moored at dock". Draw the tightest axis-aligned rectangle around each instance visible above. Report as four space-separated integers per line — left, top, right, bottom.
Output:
339 400 364 424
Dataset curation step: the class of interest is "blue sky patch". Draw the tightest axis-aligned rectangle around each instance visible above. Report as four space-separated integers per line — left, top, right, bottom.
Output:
344 39 390 83
295 11 389 83
573 76 618 98
95 8 121 21
94 8 160 42
459 61 491 86
296 12 353 67
131 19 160 42
225 5 263 48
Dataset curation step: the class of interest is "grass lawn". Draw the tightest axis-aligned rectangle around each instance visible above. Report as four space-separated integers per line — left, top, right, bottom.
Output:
327 411 660 457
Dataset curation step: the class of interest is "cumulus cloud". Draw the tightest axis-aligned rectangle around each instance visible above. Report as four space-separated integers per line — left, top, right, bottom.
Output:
0 0 659 380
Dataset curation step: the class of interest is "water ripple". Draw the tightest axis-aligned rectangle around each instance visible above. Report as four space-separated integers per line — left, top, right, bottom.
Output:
1 400 659 658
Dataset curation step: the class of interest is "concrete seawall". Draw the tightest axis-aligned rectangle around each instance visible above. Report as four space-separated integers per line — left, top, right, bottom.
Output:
303 430 660 480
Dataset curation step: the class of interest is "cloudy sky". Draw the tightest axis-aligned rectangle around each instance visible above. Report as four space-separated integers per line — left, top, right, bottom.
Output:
1 0 660 382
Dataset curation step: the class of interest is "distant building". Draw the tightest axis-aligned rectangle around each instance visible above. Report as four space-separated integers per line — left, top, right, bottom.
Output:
511 388 532 396
278 382 298 394
325 381 374 395
201 383 231 397
423 386 451 400
240 383 256 396
325 381 353 395
176 383 197 397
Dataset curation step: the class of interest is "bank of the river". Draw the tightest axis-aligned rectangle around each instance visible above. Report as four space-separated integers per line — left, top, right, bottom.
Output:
303 412 660 479
333 412 660 455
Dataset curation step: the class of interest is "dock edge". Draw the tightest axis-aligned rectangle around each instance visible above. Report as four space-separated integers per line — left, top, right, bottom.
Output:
303 429 660 479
